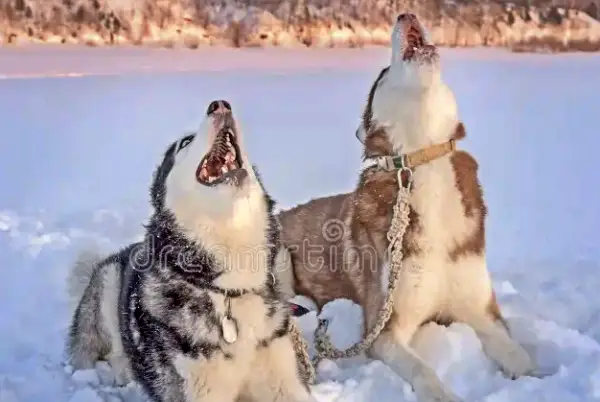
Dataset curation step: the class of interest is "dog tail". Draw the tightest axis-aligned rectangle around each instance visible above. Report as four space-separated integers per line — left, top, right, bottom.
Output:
66 248 105 308
65 247 114 370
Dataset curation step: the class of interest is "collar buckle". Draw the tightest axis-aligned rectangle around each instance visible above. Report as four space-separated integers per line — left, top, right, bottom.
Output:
376 155 405 171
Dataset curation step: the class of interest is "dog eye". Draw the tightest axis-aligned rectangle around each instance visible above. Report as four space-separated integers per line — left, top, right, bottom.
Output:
178 136 194 151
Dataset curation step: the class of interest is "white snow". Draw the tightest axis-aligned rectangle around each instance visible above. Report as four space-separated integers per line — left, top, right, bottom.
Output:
1 47 599 402
72 369 101 387
67 388 105 402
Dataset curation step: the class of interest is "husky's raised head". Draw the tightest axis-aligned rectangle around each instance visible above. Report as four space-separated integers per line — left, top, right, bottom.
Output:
390 12 439 83
154 100 270 241
149 100 275 290
358 13 460 152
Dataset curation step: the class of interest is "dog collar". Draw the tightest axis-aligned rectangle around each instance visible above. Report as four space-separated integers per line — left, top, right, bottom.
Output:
206 271 277 298
206 285 250 298
360 139 457 173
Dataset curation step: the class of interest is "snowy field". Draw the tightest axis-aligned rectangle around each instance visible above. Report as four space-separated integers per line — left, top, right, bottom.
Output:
0 46 599 402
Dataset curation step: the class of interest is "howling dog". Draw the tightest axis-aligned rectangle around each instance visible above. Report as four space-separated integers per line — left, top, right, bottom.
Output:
67 100 316 402
277 13 537 402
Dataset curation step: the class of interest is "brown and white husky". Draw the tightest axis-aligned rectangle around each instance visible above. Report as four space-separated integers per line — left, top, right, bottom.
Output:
276 13 537 402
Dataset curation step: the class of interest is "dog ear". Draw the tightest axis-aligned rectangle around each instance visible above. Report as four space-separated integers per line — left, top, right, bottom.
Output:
355 125 366 144
452 122 466 140
251 164 263 185
149 141 178 211
252 163 276 213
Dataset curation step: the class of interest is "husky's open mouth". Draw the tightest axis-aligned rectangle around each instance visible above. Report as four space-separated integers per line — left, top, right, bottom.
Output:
196 128 245 187
398 13 438 63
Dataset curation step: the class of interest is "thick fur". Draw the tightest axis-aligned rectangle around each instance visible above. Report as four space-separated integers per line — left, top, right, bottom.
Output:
67 248 104 308
278 14 536 402
67 103 315 402
66 244 138 384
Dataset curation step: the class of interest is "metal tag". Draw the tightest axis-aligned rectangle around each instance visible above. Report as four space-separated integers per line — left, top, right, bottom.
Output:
221 316 238 344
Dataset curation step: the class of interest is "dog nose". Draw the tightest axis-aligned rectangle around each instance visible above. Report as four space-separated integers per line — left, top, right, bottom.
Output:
207 100 232 116
397 13 416 23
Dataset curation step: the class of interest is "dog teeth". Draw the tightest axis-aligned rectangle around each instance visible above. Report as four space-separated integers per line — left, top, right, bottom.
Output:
225 150 236 163
221 165 229 174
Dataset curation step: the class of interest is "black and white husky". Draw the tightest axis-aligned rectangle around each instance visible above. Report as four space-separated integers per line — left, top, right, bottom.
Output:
66 100 316 402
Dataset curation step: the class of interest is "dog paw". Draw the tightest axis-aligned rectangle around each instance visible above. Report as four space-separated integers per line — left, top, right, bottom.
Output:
526 366 554 379
412 370 464 402
497 345 536 380
109 355 132 386
68 354 98 371
113 367 132 387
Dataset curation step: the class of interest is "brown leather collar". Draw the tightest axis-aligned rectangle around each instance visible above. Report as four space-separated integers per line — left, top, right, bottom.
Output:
404 139 456 169
361 139 457 172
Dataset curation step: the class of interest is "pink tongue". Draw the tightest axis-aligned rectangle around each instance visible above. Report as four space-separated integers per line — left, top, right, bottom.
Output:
289 303 310 317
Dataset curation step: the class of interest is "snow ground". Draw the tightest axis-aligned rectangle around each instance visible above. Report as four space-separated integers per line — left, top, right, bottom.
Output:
0 47 599 401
